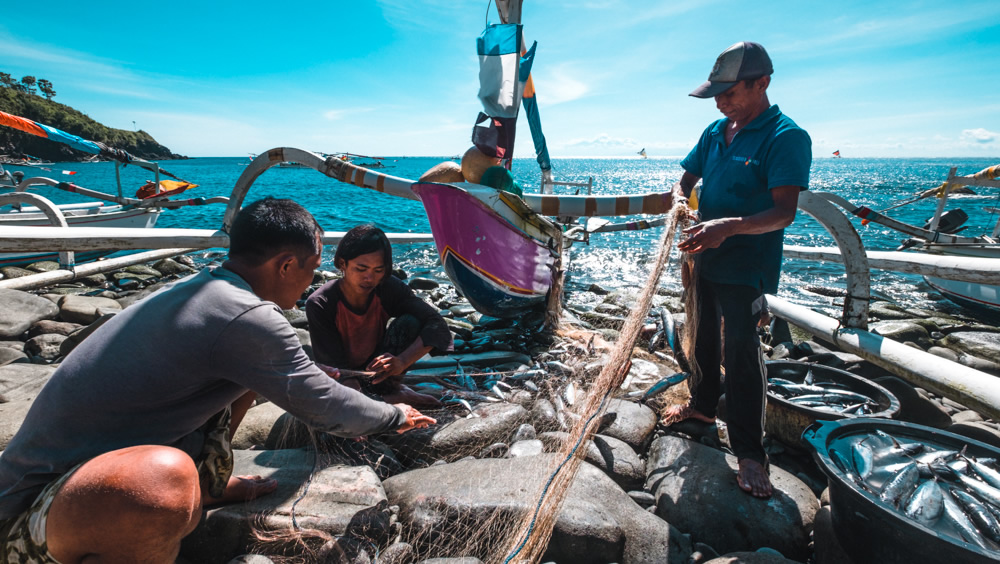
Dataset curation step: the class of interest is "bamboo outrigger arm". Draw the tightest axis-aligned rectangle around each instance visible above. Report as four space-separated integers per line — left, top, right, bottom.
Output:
766 294 1000 421
783 245 1000 284
0 192 74 268
795 191 871 329
223 148 419 232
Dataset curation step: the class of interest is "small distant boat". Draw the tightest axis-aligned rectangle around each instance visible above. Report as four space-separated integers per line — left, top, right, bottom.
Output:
833 150 842 158
638 148 648 159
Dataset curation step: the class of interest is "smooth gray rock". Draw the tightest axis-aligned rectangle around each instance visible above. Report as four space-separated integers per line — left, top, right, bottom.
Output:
512 423 537 442
0 362 55 401
116 281 170 309
0 347 27 366
509 439 544 457
57 294 122 324
408 277 439 290
870 321 933 350
0 363 56 449
182 448 390 564
0 289 59 339
952 409 984 424
872 376 953 429
943 331 1000 364
539 431 647 492
383 455 692 564
531 398 560 432
26 320 82 339
381 402 528 465
226 556 276 564
704 552 800 563
946 422 1000 449
646 435 817 560
59 314 115 358
231 401 288 450
868 302 913 321
23 333 66 361
152 257 195 276
599 399 658 451
811 506 855 564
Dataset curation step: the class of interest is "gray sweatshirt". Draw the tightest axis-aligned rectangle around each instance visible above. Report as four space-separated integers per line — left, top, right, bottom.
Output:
0 266 405 519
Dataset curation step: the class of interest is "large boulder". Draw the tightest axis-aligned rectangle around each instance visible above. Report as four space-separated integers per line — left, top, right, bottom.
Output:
231 401 288 450
539 431 646 491
0 289 59 339
942 331 1000 364
869 321 933 350
383 454 692 563
0 363 56 449
182 448 392 564
646 434 818 560
57 294 122 324
599 399 658 451
380 402 528 465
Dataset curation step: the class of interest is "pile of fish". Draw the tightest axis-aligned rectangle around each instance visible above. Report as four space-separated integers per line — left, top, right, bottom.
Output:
830 429 1000 551
768 369 881 415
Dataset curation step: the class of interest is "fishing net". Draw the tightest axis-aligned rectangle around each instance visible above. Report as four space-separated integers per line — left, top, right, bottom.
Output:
237 193 696 563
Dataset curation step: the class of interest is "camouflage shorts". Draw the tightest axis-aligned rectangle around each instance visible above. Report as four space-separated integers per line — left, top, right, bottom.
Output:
0 463 82 564
196 405 235 499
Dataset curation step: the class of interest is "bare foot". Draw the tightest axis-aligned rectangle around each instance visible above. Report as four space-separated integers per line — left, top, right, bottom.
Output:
203 474 278 506
661 404 715 426
736 459 772 499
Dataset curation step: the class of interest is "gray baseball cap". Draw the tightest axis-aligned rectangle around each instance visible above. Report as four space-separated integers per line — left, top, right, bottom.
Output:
690 42 773 98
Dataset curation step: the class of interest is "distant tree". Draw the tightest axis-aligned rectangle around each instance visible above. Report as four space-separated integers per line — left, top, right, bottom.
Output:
20 76 37 95
37 79 56 100
0 72 14 88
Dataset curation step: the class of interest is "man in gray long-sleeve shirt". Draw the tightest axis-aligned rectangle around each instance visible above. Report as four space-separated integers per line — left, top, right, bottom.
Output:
0 198 435 563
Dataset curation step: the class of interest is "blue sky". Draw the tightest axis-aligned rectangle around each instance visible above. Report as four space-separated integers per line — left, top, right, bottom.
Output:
2 0 999 159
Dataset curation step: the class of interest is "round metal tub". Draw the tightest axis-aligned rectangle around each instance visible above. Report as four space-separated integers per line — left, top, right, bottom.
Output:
765 360 899 447
802 418 1000 564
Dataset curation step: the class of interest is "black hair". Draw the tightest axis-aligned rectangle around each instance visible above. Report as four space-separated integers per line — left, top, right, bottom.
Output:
334 224 392 273
228 197 323 266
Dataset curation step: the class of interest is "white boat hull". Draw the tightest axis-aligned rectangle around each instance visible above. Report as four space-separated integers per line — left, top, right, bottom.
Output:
0 205 160 267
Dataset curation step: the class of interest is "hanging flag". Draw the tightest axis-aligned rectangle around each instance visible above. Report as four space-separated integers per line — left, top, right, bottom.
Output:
519 41 551 175
0 110 189 182
473 23 524 161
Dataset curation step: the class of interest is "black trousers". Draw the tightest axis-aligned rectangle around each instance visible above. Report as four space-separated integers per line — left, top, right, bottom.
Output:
362 314 421 396
690 278 768 466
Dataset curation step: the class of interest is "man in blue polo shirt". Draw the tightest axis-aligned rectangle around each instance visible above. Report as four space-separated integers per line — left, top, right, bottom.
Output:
665 42 811 499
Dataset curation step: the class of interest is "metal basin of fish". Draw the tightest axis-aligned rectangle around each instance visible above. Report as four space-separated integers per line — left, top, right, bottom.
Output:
765 360 899 447
803 418 1000 564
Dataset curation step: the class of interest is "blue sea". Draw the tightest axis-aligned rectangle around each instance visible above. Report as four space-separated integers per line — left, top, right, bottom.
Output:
6 156 999 320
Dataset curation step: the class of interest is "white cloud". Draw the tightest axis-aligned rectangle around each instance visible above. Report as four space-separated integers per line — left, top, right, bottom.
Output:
961 128 998 144
323 107 376 120
535 64 589 106
564 133 639 149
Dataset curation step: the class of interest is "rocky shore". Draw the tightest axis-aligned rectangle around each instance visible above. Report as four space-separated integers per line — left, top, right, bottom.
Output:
2 253 1000 563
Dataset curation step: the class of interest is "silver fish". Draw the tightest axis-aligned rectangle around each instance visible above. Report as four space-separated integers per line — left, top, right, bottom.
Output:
904 479 944 526
853 441 875 480
879 462 919 507
661 308 677 353
956 473 1000 507
952 488 1000 543
874 430 925 456
625 372 689 401
942 488 992 549
966 456 1000 490
562 381 577 406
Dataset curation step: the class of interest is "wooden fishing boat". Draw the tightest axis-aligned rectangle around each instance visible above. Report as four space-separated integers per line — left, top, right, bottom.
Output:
0 110 227 268
412 182 560 317
818 165 1000 315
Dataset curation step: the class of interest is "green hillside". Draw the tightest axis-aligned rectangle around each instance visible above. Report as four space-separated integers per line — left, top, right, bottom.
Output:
0 85 184 162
